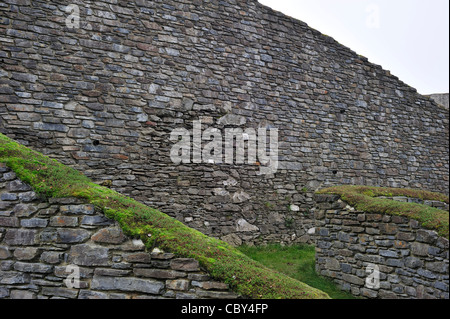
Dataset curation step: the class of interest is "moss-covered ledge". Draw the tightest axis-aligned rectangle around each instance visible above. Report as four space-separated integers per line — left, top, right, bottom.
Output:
316 185 449 239
0 133 329 299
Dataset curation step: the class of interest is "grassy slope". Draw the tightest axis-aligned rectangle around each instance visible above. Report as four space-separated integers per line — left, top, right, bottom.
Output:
317 185 449 239
239 244 357 299
0 133 329 299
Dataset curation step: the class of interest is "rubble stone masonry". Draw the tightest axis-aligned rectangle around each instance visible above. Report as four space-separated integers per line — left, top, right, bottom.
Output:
0 0 448 246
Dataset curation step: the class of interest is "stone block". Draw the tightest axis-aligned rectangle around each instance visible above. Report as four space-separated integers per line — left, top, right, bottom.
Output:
416 230 438 244
170 258 200 272
124 252 151 264
405 257 423 269
13 247 38 261
56 229 91 244
20 218 48 228
7 180 32 192
166 279 190 291
81 215 114 226
4 229 37 245
41 287 79 299
94 268 131 277
341 274 365 286
91 227 127 244
0 217 19 227
9 290 36 299
0 272 30 284
1 193 17 201
18 191 37 202
14 262 53 274
40 251 63 264
78 290 109 299
59 205 95 215
91 275 164 295
0 247 12 259
12 204 38 217
411 242 430 257
133 268 187 279
68 244 110 266
379 223 398 235
360 288 378 299
49 216 78 227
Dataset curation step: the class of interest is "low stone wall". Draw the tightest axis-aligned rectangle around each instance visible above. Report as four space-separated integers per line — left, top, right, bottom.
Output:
314 194 449 299
0 163 239 299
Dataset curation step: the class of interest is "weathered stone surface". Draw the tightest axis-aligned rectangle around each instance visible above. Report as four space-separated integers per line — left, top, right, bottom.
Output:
14 262 53 274
91 227 126 244
12 204 37 217
36 251 60 265
81 215 114 226
236 219 259 232
0 217 19 227
59 205 95 215
20 218 48 228
41 287 79 299
91 276 164 295
13 248 38 261
68 244 110 266
57 229 91 244
0 272 30 285
0 247 12 260
170 259 200 272
134 268 187 279
49 216 78 227
4 229 37 246
166 279 190 291
124 252 151 264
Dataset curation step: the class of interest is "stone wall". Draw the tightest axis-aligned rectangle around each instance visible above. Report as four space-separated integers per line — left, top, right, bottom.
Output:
0 0 448 246
0 163 239 299
314 194 449 299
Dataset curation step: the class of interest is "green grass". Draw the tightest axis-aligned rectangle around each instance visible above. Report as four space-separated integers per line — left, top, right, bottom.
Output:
317 185 449 239
0 133 329 300
239 244 357 299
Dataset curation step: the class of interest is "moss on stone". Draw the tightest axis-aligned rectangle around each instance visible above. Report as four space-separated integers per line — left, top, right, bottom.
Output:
317 185 449 239
0 133 329 299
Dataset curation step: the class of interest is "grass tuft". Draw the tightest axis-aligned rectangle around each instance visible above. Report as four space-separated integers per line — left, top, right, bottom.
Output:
238 244 358 299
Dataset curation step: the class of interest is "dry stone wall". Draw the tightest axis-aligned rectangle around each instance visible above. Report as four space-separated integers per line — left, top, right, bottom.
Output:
0 163 240 299
0 0 448 246
314 194 449 299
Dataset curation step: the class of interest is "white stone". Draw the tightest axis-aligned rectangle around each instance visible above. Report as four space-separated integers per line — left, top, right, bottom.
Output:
236 219 259 232
152 247 163 254
232 191 251 203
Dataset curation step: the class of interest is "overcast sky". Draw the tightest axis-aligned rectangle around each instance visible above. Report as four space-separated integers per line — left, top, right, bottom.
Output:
258 0 449 95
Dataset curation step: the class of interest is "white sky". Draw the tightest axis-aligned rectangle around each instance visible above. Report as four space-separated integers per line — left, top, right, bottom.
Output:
258 0 450 95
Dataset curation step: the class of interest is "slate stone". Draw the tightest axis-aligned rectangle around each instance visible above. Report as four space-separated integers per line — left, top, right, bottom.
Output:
91 276 164 295
68 244 110 266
